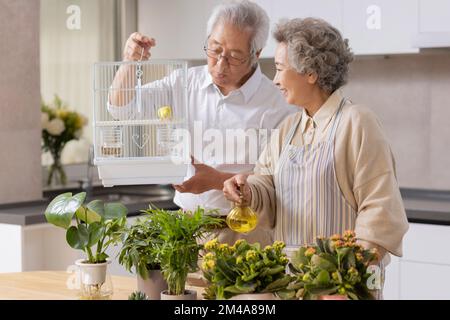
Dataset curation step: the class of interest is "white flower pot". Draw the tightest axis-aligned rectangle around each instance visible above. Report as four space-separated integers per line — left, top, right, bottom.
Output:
75 259 111 286
160 289 197 300
137 270 168 300
229 292 276 300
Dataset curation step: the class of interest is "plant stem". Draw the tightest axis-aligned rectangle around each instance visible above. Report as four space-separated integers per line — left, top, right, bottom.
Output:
86 246 94 263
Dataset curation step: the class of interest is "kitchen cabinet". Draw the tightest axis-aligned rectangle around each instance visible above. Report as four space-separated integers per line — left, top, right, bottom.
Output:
138 0 450 58
255 0 343 58
412 0 450 48
418 0 450 33
342 0 419 55
384 223 450 300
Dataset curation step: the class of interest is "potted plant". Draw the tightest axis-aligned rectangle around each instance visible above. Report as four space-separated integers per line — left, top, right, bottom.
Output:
279 230 380 300
201 239 291 300
44 192 127 300
41 95 88 186
118 209 168 300
147 207 222 300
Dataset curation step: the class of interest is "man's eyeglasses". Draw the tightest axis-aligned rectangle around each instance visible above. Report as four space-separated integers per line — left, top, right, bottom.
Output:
203 45 253 66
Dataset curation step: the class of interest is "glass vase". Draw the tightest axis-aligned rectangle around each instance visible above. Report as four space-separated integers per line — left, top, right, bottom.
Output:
47 151 67 186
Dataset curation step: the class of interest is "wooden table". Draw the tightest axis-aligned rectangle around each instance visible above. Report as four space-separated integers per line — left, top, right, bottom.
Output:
0 271 205 300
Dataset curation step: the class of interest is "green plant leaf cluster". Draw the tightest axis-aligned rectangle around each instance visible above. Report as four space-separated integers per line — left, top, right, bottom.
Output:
202 239 291 300
44 192 127 263
279 231 380 300
118 209 164 279
145 206 222 296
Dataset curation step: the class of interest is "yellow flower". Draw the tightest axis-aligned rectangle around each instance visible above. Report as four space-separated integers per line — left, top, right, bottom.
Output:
234 239 245 247
330 234 341 241
264 245 272 251
206 259 215 269
236 256 243 264
280 256 289 264
304 247 316 257
343 230 356 240
333 240 345 248
56 108 69 120
204 238 219 251
201 259 216 270
273 241 286 251
204 252 214 260
245 250 257 261
356 252 364 262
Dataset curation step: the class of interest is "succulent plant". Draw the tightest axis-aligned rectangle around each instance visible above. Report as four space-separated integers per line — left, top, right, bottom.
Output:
128 291 148 300
201 239 291 300
278 231 380 300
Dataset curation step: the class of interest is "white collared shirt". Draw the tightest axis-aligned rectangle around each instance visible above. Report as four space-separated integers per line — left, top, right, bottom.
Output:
108 65 297 214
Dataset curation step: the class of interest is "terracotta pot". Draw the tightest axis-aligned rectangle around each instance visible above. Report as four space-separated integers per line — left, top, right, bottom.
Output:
137 270 168 300
160 289 197 300
229 292 277 300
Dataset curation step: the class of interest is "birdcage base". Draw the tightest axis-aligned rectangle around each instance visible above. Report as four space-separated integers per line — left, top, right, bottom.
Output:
95 158 188 187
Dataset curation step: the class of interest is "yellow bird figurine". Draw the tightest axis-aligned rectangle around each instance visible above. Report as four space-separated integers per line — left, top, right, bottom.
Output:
157 105 172 120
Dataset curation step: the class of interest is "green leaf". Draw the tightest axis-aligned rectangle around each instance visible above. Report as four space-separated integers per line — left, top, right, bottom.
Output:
276 289 296 300
311 255 337 272
75 206 101 224
313 270 331 285
66 225 89 250
96 252 108 263
104 202 128 220
86 200 105 218
88 222 103 247
263 276 292 292
291 247 308 268
224 282 257 294
45 192 86 229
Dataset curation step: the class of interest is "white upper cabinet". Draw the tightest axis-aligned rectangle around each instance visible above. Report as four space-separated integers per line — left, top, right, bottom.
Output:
137 0 450 59
341 0 419 55
413 0 450 48
419 0 450 32
256 0 343 58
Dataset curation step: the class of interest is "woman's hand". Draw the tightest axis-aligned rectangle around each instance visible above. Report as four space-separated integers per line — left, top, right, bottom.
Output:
223 174 252 205
123 32 156 61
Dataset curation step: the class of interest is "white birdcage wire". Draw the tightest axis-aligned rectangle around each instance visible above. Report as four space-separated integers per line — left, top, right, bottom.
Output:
92 59 189 186
93 60 188 160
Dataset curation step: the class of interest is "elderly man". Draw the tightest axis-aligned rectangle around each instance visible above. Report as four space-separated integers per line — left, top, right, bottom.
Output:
108 0 296 246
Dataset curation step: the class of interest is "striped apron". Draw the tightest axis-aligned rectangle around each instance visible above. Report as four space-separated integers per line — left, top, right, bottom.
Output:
273 98 384 299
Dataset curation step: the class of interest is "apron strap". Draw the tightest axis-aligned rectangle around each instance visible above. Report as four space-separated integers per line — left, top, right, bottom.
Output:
282 112 302 150
326 97 347 142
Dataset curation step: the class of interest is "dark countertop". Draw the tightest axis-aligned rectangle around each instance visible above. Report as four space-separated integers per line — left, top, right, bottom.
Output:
0 185 180 226
0 186 449 226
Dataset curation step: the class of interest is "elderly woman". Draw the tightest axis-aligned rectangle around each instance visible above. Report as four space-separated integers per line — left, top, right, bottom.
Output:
223 18 409 296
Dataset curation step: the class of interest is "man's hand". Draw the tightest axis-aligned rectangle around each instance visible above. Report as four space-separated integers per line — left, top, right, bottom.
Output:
173 157 233 194
123 32 156 61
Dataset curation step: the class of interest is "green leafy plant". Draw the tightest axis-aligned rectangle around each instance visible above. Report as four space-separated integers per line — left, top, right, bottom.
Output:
118 209 164 279
44 192 127 263
279 231 380 300
147 207 222 296
128 291 148 300
201 239 291 300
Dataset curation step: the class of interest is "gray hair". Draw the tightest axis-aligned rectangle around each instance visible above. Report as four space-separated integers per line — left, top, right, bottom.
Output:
206 0 270 65
273 18 354 93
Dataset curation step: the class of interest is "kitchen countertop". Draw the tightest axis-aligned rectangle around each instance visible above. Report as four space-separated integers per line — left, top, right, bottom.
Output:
0 185 180 226
0 186 449 226
0 271 205 300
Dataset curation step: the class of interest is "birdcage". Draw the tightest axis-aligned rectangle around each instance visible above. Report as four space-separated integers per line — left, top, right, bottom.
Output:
93 60 189 187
